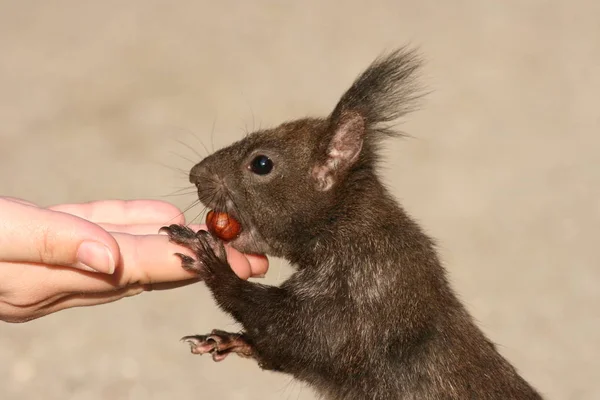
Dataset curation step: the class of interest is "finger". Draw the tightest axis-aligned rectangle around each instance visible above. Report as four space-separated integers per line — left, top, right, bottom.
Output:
223 248 269 279
48 200 186 225
246 253 269 277
106 233 268 285
50 285 145 312
1 197 38 207
10 285 146 323
0 199 120 274
115 234 235 284
4 230 269 299
18 234 216 296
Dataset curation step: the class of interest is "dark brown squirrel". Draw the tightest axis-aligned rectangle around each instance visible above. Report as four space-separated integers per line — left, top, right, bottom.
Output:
160 47 543 399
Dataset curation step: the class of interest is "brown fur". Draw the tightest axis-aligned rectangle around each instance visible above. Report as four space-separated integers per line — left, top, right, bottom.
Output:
166 48 543 399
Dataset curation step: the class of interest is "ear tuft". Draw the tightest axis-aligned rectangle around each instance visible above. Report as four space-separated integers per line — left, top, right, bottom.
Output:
331 47 423 139
312 47 423 191
312 111 365 191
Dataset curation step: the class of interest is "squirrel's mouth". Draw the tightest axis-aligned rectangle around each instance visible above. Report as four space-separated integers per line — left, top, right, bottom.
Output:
203 208 271 256
205 209 243 242
191 164 271 254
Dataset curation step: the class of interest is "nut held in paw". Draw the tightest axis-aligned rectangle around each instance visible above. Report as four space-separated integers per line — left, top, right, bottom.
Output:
206 210 242 241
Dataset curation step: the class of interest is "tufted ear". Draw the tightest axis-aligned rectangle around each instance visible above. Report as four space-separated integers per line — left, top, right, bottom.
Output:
312 111 365 191
311 48 422 191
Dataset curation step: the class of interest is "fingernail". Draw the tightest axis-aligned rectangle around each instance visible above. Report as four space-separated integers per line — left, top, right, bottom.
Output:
76 241 116 274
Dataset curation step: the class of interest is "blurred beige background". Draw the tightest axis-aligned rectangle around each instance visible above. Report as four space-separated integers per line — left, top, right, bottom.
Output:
0 1 598 399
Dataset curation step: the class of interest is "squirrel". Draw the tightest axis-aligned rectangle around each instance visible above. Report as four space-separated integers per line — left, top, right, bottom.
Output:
160 47 543 400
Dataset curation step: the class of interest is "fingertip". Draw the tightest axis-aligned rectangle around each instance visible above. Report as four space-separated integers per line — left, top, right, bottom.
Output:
224 247 253 280
63 215 122 273
0 201 122 272
246 254 269 277
75 240 118 274
49 199 188 225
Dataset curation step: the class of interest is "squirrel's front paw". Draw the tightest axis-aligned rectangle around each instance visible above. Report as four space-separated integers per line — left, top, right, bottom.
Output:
160 224 229 279
181 330 255 362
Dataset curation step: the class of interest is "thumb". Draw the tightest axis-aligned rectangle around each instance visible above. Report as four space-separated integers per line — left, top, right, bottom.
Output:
0 198 120 273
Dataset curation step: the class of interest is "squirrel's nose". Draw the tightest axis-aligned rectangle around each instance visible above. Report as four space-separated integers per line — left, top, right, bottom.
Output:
189 162 209 185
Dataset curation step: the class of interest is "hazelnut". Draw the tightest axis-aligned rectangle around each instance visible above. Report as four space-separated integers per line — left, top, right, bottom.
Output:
206 210 242 241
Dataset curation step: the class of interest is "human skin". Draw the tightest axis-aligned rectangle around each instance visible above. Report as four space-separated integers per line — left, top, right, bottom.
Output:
0 197 268 323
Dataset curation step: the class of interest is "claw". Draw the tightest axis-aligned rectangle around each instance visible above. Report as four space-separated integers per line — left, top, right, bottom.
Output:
196 230 228 263
161 223 233 280
174 253 200 272
181 335 217 355
179 331 255 361
212 352 230 362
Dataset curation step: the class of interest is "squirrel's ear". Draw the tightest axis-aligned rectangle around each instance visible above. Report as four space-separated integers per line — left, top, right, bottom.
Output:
312 111 365 191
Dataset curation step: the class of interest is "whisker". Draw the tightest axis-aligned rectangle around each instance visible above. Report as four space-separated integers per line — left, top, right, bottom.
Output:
240 90 257 133
169 150 197 166
185 129 211 157
188 204 209 226
242 117 249 138
210 114 217 153
165 186 197 195
151 160 191 177
174 139 203 160
163 125 212 158
175 199 201 220
160 198 200 225
187 188 222 227
158 191 198 198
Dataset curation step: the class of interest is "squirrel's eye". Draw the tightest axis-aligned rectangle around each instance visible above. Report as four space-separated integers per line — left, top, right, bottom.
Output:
249 155 273 175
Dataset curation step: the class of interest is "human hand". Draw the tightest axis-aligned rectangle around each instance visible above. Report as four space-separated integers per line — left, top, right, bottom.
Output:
0 197 268 323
